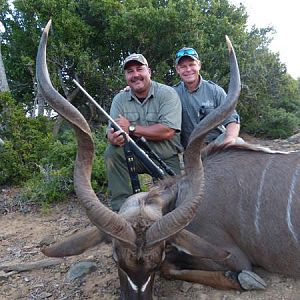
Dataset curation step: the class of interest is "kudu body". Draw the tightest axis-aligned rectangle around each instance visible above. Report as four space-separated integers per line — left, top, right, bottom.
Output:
36 20 300 299
168 145 300 287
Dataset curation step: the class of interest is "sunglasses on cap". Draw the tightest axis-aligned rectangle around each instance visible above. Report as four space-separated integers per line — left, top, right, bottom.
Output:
175 48 199 59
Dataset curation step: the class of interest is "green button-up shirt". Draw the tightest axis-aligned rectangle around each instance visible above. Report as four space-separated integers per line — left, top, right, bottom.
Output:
109 81 183 159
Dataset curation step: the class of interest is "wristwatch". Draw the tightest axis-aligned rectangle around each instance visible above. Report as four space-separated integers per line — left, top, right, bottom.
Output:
128 124 136 135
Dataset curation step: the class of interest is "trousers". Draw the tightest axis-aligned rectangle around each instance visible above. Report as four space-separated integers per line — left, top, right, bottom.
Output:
104 144 181 211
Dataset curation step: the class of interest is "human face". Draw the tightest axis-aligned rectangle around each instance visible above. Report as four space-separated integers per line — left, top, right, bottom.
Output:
124 62 151 98
176 57 201 86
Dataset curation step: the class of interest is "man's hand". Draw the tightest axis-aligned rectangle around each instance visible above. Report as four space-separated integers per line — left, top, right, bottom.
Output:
222 135 236 146
107 128 126 146
222 122 240 145
116 114 130 133
120 86 130 92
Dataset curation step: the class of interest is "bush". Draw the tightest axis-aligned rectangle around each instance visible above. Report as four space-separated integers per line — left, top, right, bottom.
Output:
0 92 55 185
251 106 299 138
19 126 108 205
0 92 108 206
21 165 73 209
20 132 77 206
92 127 109 193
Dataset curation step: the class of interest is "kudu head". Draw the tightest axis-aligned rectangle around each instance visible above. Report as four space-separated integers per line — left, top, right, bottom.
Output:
36 19 240 299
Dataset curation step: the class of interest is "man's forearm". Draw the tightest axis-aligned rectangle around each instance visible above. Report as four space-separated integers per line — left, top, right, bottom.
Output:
225 122 240 139
133 124 176 141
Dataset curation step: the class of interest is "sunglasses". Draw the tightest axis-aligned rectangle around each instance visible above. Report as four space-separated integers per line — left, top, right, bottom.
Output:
175 48 199 59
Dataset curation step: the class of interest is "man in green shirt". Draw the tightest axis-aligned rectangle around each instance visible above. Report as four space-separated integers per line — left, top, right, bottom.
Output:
173 47 243 148
105 53 183 211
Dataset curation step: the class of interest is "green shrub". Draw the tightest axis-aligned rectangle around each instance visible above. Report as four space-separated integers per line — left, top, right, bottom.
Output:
0 92 108 205
40 130 77 173
19 126 108 205
0 92 55 185
0 140 21 184
258 106 299 138
92 127 109 193
21 165 73 205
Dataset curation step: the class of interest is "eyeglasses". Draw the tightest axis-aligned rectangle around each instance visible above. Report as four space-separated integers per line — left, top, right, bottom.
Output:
175 48 199 59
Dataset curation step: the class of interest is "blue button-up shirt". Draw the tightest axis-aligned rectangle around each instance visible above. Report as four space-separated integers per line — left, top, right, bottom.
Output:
174 76 240 148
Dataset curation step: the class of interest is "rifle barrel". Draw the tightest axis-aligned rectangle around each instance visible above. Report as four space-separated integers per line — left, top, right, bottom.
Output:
73 79 118 128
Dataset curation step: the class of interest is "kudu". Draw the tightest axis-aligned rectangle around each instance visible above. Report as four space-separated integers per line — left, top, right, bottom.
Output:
37 20 300 299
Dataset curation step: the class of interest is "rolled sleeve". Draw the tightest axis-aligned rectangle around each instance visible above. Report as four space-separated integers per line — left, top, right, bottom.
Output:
157 87 182 132
109 93 125 120
223 111 240 126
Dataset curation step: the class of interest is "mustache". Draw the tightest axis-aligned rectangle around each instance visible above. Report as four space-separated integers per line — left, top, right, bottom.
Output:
131 76 144 82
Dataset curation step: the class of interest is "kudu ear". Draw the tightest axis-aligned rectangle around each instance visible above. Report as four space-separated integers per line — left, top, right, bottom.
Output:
41 227 110 257
158 179 179 213
168 230 230 261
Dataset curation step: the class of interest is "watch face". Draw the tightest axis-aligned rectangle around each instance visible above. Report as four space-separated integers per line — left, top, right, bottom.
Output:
129 124 136 132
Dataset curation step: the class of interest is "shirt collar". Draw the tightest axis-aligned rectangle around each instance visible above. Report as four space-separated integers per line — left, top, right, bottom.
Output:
128 81 154 102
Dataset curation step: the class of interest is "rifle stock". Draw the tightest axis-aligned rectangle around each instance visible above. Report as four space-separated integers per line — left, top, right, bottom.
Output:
110 123 165 179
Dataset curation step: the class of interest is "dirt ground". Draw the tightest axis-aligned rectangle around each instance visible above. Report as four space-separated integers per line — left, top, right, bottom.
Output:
1 135 300 300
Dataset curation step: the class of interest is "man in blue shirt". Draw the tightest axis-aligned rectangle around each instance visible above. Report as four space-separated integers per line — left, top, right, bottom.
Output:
173 47 243 148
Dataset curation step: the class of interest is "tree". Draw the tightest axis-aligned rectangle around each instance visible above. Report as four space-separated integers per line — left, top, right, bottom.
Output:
0 0 299 138
0 23 9 92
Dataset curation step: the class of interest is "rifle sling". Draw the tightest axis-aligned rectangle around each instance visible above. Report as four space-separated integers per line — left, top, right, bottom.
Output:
123 137 141 194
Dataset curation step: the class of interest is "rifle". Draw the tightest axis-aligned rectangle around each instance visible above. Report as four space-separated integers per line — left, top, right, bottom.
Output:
73 80 166 181
134 137 176 176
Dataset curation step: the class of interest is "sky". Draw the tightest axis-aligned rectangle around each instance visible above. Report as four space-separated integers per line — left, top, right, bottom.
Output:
230 0 300 79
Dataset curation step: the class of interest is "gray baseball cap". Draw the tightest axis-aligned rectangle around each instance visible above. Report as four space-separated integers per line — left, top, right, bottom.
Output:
123 53 148 70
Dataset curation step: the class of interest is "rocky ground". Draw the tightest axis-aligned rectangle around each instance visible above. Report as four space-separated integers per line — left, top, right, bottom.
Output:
1 134 300 300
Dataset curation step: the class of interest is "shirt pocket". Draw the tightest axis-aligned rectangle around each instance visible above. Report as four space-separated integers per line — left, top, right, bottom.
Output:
125 112 139 123
146 112 158 125
199 104 215 120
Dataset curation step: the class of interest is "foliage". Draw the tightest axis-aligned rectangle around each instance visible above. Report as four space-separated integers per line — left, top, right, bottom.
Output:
20 165 73 207
19 130 78 205
238 57 300 138
92 127 109 192
18 126 108 205
242 105 299 139
260 107 299 138
0 91 108 205
0 92 55 184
